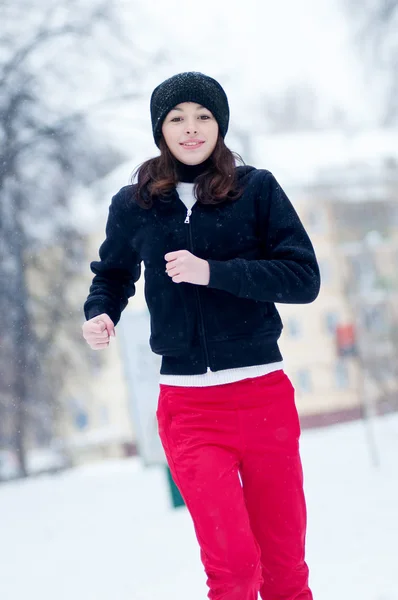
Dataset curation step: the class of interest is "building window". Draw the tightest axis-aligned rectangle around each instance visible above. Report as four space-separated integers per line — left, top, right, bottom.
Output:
335 360 349 390
363 305 388 334
89 351 103 375
287 317 301 338
99 405 109 425
307 208 325 233
325 311 339 335
296 369 312 393
68 397 89 430
319 259 332 285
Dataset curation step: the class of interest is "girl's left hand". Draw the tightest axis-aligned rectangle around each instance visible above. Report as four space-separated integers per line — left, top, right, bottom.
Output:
165 250 210 285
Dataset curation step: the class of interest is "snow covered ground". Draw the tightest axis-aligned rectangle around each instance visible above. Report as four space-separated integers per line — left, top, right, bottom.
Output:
0 414 397 600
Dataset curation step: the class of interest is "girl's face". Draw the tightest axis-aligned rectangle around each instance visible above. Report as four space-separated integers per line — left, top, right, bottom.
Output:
161 102 219 165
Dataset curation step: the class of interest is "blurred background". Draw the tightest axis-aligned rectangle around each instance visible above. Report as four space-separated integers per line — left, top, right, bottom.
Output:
0 0 397 598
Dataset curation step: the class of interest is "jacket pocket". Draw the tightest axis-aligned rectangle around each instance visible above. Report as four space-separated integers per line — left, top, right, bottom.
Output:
144 268 195 355
202 288 280 342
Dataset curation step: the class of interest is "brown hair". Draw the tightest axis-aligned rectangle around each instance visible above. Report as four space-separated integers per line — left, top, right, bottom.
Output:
131 135 245 209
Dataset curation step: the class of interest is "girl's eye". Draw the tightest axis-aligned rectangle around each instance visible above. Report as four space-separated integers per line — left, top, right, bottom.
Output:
170 115 211 122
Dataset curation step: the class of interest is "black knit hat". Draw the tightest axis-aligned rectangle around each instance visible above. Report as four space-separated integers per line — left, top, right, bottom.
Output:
150 72 230 147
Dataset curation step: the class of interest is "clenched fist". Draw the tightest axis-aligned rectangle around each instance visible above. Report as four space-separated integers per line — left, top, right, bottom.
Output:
165 250 210 285
82 313 115 350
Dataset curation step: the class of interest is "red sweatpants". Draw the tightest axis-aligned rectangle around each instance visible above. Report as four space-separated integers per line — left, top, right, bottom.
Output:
157 370 313 600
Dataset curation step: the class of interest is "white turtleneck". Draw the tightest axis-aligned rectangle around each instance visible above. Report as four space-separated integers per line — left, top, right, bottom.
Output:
159 182 284 387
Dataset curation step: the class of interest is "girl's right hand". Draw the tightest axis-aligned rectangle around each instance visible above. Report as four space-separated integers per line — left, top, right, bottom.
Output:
82 314 115 350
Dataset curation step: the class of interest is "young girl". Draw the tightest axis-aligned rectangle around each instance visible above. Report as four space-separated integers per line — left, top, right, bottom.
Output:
82 71 320 600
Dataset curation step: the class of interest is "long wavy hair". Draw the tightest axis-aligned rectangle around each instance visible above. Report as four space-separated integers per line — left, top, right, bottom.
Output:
131 135 245 209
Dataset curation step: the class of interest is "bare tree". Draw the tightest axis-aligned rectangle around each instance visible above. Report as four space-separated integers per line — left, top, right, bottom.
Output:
263 83 320 132
0 0 164 476
261 82 349 133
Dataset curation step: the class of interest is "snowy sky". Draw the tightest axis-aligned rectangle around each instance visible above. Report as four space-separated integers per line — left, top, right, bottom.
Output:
118 0 368 118
93 0 371 158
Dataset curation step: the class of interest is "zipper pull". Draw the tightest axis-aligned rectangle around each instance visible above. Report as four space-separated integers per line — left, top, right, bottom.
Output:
184 208 192 224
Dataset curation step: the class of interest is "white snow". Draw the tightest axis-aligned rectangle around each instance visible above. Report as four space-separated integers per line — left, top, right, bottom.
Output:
0 414 397 600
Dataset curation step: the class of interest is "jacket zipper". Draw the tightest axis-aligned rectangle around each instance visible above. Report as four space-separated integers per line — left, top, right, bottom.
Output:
184 206 211 372
184 208 192 224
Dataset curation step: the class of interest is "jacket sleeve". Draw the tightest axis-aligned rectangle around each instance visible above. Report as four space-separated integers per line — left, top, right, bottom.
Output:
83 189 142 325
206 171 320 304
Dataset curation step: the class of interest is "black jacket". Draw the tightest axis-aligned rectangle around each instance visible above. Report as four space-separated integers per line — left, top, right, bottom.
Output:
84 166 320 375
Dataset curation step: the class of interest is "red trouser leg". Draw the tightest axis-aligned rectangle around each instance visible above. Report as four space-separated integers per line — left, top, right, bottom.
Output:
157 370 312 600
157 384 263 600
239 373 313 600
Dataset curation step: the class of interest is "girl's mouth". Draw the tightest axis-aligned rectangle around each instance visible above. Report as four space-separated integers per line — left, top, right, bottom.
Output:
180 141 205 150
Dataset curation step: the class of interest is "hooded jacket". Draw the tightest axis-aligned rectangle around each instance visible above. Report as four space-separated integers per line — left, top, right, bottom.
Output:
84 166 320 375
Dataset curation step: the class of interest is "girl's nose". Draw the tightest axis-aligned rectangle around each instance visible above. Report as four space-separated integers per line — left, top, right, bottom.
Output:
185 121 198 135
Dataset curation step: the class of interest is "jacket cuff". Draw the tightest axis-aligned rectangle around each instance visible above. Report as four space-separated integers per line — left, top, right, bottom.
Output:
206 259 241 296
84 303 119 325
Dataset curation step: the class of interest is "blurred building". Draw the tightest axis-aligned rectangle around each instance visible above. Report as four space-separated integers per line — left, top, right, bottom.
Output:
277 189 398 427
57 227 146 465
252 130 398 426
277 191 361 427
